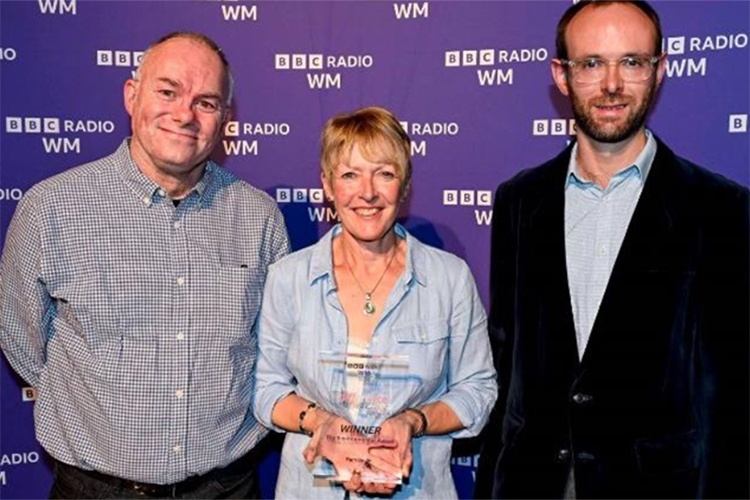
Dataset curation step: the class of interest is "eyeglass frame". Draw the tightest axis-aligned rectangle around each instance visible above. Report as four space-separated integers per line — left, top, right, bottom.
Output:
556 53 666 84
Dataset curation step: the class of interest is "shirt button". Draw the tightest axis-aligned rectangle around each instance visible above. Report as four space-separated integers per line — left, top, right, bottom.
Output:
175 390 184 399
176 332 185 341
556 449 570 462
173 445 181 453
598 245 608 256
176 277 185 285
173 221 181 229
141 196 150 206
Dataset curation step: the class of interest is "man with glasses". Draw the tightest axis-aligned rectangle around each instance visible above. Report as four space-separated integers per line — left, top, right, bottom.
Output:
475 1 748 498
0 32 289 498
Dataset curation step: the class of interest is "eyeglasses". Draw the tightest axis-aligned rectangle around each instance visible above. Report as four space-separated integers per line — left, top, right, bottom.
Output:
559 54 663 84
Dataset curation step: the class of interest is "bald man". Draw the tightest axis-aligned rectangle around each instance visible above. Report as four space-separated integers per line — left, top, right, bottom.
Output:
0 32 289 499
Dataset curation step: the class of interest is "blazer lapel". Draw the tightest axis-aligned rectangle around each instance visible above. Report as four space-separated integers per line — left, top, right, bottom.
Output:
528 147 580 371
580 139 681 368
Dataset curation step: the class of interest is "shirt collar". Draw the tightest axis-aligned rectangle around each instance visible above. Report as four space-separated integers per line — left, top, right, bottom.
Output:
308 223 427 288
116 138 215 207
566 129 657 189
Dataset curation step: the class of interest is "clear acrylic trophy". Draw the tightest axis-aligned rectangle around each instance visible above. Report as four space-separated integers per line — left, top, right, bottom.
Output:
312 350 416 484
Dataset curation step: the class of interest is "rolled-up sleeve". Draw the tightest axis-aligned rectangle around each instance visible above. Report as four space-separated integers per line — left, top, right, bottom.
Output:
0 190 52 387
439 261 498 438
253 261 296 432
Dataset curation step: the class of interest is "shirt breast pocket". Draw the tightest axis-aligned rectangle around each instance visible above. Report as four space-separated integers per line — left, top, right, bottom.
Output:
391 320 450 389
207 266 257 344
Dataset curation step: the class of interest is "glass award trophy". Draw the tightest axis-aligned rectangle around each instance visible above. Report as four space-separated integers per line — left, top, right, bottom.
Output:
312 350 416 484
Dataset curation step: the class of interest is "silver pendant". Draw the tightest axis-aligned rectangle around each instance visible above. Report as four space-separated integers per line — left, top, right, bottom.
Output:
364 293 376 315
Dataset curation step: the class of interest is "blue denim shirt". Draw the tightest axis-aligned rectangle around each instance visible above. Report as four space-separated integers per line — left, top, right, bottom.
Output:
254 224 497 499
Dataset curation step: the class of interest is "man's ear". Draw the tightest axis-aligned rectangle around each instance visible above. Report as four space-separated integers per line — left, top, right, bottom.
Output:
654 53 667 89
221 107 232 129
124 79 138 116
551 59 571 97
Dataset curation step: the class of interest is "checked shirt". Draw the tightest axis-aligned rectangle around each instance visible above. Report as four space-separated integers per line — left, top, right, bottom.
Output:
0 140 290 484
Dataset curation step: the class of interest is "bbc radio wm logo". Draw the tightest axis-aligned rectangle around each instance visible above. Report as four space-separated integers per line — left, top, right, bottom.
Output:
451 454 480 480
225 122 290 137
445 47 548 87
729 114 748 133
222 121 291 156
532 118 576 137
5 116 116 154
276 188 340 223
274 53 374 90
38 0 76 15
212 0 258 22
443 189 493 226
665 33 747 55
663 33 748 79
399 120 460 157
0 188 24 202
0 449 41 487
276 188 325 204
393 2 428 19
97 50 143 78
0 47 17 62
22 387 37 402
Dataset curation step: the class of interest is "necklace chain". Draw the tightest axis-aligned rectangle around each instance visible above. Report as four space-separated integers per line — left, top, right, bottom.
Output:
343 243 398 316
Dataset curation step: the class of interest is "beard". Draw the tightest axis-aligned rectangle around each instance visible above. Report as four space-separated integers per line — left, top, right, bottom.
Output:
569 79 657 144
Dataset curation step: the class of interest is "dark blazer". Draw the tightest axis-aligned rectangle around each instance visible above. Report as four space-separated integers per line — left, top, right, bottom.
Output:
474 137 749 499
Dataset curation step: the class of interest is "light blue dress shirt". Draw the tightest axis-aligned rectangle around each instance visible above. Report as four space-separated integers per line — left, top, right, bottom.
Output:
254 224 497 499
565 130 657 359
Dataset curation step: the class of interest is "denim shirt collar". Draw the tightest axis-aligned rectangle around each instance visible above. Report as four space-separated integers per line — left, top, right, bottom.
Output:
308 223 427 288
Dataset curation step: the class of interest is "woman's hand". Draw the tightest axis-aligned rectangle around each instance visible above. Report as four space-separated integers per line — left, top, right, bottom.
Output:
352 412 421 495
302 411 401 491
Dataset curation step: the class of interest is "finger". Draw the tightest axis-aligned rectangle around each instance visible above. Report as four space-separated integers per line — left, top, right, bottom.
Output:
343 471 363 492
402 442 413 478
378 484 398 495
368 435 398 450
368 479 397 495
302 432 321 464
362 480 388 495
368 448 401 470
366 454 403 481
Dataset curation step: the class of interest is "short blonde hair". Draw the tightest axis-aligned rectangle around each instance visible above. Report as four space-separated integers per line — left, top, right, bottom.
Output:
321 106 412 199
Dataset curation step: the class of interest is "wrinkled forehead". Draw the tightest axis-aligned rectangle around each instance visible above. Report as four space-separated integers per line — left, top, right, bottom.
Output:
140 39 228 95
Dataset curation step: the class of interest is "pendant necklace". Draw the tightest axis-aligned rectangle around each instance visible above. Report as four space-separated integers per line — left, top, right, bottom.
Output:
344 244 398 316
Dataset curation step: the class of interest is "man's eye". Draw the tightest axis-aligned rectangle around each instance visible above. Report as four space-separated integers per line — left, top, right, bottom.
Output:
622 57 646 68
156 89 176 98
581 58 603 70
196 99 219 112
